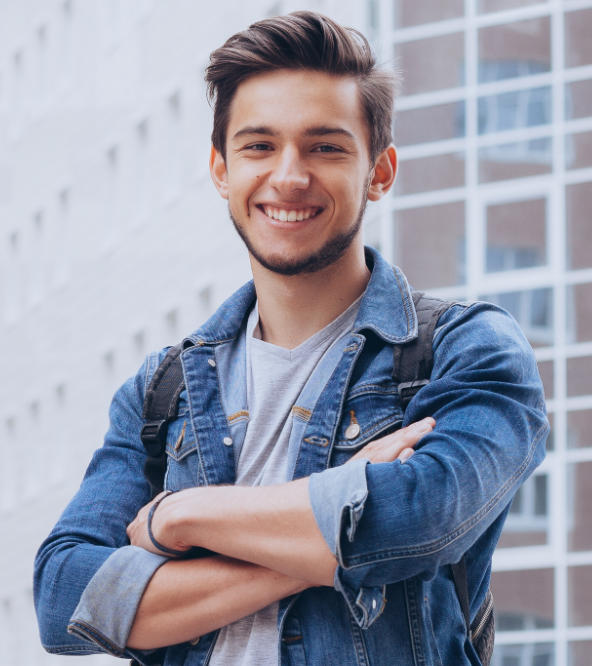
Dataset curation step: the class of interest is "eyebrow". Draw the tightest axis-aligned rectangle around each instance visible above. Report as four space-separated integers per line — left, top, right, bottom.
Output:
231 125 356 141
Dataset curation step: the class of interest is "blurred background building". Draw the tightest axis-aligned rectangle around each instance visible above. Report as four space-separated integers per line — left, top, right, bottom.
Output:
0 1 590 664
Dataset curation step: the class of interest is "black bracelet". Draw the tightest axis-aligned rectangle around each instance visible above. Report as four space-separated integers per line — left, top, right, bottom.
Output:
147 490 187 557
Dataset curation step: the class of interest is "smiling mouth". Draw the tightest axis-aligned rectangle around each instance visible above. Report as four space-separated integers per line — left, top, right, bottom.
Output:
257 204 323 222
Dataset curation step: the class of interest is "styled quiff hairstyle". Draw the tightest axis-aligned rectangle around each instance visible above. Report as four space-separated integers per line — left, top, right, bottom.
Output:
205 11 397 163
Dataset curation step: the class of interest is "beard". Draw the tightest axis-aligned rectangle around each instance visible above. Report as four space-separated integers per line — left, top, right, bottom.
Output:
229 187 369 277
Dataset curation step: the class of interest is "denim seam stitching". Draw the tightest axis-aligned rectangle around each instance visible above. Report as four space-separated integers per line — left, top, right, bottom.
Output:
348 384 399 398
334 415 403 449
41 644 103 655
322 335 366 469
432 301 485 349
166 440 198 462
393 267 415 338
67 620 126 657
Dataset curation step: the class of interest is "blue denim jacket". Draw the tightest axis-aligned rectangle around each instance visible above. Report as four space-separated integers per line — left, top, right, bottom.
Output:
34 248 548 665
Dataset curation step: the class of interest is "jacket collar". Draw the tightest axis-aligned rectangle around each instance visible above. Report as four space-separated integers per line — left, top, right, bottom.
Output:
353 246 418 343
186 246 417 346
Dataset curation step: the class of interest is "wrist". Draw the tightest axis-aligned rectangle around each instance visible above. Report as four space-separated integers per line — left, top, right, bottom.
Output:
159 488 202 548
149 490 196 554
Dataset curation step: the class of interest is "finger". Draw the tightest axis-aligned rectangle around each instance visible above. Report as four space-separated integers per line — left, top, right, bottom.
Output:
398 448 414 463
371 418 434 461
397 417 435 445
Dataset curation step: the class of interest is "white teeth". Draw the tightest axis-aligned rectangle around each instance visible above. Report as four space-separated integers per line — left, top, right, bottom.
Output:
261 206 319 222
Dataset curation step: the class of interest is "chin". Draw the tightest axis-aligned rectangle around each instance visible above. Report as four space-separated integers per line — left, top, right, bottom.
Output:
230 206 364 277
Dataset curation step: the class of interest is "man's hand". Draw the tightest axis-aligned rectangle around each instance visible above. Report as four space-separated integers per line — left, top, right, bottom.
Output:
127 492 191 556
348 416 435 464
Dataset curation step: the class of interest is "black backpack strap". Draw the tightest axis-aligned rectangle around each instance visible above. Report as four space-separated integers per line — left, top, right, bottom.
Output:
394 291 494 658
393 290 451 409
141 342 189 497
450 557 471 634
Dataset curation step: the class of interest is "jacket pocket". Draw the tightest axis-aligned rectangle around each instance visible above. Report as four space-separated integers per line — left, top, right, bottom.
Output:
331 385 404 466
163 393 203 490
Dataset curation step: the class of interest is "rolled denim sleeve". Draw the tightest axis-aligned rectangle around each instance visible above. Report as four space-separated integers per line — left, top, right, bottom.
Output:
309 458 369 556
34 352 166 657
310 459 389 628
68 546 167 655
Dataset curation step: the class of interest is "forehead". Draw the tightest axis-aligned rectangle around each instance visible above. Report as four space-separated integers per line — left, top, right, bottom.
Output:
227 69 368 144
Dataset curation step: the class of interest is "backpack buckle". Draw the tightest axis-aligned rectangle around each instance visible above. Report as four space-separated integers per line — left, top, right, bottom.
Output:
141 420 168 457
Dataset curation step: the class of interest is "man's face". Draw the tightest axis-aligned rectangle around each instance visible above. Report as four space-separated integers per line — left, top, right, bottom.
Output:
210 69 382 275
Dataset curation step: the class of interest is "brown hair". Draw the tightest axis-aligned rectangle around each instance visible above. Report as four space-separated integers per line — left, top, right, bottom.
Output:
205 11 397 163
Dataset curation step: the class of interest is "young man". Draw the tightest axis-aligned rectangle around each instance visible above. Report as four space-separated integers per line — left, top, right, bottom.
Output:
35 11 548 666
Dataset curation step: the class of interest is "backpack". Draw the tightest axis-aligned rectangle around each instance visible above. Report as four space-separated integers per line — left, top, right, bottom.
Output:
139 290 494 665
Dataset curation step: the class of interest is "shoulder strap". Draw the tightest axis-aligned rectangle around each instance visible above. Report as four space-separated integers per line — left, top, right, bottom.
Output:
141 342 188 497
393 290 450 408
393 292 475 641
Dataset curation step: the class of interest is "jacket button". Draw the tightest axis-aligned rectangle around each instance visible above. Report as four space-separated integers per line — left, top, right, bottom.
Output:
208 358 216 367
345 423 360 440
223 436 233 447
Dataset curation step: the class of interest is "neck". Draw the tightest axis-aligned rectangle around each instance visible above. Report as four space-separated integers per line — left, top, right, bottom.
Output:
251 243 370 349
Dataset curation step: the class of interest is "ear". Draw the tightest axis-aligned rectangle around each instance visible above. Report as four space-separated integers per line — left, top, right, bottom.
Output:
210 145 229 200
367 145 397 202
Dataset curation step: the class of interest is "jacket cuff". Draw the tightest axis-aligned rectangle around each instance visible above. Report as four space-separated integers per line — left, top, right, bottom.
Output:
309 458 369 559
67 545 167 656
309 460 387 628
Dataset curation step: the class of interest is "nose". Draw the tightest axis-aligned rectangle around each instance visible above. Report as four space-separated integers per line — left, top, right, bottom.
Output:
268 146 310 193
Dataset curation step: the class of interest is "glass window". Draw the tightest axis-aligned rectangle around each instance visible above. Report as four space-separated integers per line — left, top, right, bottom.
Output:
538 360 554 400
486 198 547 272
395 102 465 146
492 643 554 666
566 182 592 270
499 472 550 547
395 33 464 96
478 0 544 13
395 152 465 195
565 8 592 69
565 79 592 120
478 18 551 83
565 131 592 171
492 568 554 630
394 0 464 28
567 462 592 551
479 138 552 183
567 283 592 344
567 356 592 397
569 641 592 666
568 565 592 626
478 87 552 134
567 409 592 449
482 288 553 347
393 202 465 289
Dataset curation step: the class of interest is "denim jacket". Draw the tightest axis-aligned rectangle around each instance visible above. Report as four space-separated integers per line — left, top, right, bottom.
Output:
34 247 548 665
